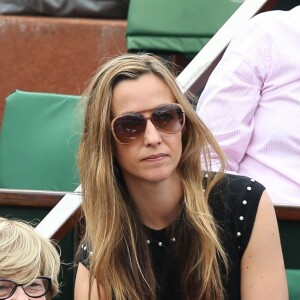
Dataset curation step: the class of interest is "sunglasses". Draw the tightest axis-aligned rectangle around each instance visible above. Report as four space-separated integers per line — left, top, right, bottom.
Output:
111 103 185 144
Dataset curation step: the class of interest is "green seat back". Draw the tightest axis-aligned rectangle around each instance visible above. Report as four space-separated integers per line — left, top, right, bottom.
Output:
286 269 300 300
0 90 82 191
126 0 242 57
279 220 300 269
279 220 300 299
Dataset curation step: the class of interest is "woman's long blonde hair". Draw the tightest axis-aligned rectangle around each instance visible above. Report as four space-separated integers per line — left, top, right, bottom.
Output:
0 217 60 299
78 53 228 299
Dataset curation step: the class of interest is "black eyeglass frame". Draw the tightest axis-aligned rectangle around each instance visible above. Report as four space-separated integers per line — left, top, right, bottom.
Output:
0 276 52 299
111 103 185 145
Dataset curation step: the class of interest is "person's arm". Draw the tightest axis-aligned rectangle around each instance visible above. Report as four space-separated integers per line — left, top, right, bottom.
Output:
197 17 270 172
74 262 102 300
240 192 288 299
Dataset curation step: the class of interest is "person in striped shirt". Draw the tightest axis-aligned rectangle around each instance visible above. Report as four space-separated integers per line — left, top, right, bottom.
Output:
197 6 300 205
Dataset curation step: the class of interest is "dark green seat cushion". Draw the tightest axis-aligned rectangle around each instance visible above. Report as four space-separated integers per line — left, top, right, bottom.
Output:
126 0 242 57
0 90 82 191
278 220 300 299
286 269 300 300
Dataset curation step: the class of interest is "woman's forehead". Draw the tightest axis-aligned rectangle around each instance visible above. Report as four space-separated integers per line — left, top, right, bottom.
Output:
111 73 175 116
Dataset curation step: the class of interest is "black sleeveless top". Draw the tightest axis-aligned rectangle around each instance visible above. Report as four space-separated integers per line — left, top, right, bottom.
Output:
79 174 265 299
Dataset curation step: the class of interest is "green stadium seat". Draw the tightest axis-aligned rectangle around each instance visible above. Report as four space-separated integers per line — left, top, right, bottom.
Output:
286 269 300 300
277 217 300 299
126 0 243 58
0 90 83 300
0 90 82 191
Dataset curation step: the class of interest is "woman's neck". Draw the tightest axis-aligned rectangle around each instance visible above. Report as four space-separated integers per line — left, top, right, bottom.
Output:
125 174 183 230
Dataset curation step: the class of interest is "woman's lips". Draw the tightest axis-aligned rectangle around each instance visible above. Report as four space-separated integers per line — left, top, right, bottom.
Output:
143 153 168 161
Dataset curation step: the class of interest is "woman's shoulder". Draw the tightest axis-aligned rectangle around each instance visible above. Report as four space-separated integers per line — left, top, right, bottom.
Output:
208 173 266 255
209 173 265 202
215 173 265 217
208 173 265 218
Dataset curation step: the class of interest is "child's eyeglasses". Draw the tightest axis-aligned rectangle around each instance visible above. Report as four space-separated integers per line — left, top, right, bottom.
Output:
0 277 51 299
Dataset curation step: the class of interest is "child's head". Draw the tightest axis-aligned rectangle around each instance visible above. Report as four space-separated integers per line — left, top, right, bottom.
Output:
0 217 60 299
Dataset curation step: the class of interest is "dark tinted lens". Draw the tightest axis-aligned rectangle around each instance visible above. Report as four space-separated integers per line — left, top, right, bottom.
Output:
152 104 184 133
113 113 146 144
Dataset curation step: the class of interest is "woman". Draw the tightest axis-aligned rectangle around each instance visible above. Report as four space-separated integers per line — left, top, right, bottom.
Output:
75 53 288 299
0 217 60 300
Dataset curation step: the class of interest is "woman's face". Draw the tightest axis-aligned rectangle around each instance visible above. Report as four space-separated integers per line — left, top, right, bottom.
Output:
111 73 183 186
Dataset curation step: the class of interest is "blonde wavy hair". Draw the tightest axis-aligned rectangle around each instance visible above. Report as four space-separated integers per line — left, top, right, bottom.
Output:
0 217 60 299
78 53 228 299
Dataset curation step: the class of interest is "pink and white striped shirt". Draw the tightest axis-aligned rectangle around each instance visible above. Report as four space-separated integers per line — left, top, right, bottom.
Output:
197 6 300 205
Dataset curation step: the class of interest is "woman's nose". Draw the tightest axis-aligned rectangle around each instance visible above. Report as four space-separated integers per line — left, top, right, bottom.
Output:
143 119 162 146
